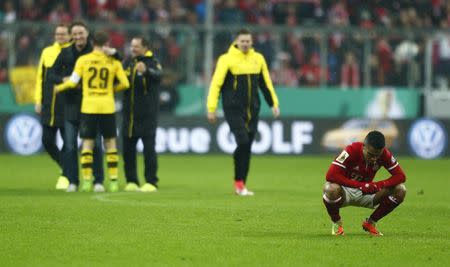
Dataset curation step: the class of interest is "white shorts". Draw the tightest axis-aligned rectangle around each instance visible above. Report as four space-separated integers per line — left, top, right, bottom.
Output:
341 186 376 209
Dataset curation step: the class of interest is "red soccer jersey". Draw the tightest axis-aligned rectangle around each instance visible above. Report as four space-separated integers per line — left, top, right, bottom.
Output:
326 142 406 188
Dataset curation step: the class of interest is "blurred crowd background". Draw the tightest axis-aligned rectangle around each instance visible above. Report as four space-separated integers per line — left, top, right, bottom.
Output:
1 0 450 91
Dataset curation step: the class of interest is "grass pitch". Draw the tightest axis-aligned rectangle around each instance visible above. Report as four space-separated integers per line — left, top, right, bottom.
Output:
0 154 449 266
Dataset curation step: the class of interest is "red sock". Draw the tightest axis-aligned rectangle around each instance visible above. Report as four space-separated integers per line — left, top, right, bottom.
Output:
323 194 343 223
370 196 400 222
234 180 244 190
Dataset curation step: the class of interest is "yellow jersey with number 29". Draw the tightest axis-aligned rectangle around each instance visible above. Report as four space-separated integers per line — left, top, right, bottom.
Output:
55 50 129 114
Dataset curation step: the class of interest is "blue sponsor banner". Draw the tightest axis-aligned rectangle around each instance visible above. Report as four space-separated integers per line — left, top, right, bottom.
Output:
407 118 448 159
3 113 43 155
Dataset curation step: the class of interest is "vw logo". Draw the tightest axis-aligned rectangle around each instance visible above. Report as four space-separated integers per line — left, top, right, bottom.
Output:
4 114 43 155
408 118 447 159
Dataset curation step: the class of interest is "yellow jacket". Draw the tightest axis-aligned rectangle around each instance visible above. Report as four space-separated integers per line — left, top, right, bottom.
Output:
207 44 279 116
35 41 71 126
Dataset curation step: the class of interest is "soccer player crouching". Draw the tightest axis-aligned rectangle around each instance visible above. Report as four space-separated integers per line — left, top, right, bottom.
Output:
323 130 406 236
54 32 130 192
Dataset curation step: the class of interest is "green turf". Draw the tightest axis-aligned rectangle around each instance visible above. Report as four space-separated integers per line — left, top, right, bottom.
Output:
0 154 449 266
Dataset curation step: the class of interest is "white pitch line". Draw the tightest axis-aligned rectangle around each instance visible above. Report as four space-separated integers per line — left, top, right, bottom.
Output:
91 192 171 207
91 192 232 210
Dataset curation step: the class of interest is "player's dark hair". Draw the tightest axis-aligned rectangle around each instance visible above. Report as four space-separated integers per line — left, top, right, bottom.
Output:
92 31 109 46
133 36 149 47
236 28 251 36
364 130 385 150
69 21 89 33
54 23 69 33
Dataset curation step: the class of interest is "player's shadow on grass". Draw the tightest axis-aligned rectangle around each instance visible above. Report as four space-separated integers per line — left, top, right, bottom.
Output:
243 231 407 239
244 231 332 239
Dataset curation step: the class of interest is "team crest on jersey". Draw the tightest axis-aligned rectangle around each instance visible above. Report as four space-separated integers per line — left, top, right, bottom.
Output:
391 156 396 163
336 150 349 163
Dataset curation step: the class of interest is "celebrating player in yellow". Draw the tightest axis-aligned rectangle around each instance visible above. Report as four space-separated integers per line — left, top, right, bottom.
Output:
54 32 129 192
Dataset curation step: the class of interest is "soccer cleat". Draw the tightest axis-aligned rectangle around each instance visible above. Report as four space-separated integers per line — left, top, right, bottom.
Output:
124 183 140 192
235 187 254 196
80 181 93 192
235 188 254 196
66 184 78 193
234 180 254 196
93 183 105 192
362 219 383 236
55 176 69 190
140 183 157 193
109 180 119 193
332 222 345 236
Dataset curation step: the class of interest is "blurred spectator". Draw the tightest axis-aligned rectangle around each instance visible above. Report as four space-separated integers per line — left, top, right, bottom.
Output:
299 53 328 87
0 37 8 82
20 0 41 21
271 52 298 87
394 40 420 86
217 0 244 24
359 10 374 29
376 38 394 86
328 0 349 26
435 31 450 88
297 0 323 24
117 0 147 22
84 0 117 21
241 0 270 24
108 29 127 49
48 3 72 23
15 34 33 66
3 0 16 23
340 52 360 89
254 32 274 67
169 0 187 23
159 70 179 113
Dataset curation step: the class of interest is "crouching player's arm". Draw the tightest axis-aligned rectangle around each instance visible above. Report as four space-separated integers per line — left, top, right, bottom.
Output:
114 60 130 92
373 158 406 190
326 164 379 194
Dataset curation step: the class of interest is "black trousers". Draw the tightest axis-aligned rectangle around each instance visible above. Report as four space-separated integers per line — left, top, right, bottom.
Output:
224 109 259 183
42 124 66 175
122 133 158 186
233 131 256 183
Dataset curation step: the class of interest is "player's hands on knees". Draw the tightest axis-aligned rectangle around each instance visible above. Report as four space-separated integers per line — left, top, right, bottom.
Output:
35 104 41 114
272 107 280 119
207 112 217 124
374 181 385 190
360 182 380 194
136 62 146 74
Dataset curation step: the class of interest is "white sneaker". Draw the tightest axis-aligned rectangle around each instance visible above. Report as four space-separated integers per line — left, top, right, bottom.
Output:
93 183 105 192
235 187 254 196
66 184 78 193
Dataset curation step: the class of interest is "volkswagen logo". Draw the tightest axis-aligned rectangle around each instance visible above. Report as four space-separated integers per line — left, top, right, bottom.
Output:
408 118 447 159
4 114 43 155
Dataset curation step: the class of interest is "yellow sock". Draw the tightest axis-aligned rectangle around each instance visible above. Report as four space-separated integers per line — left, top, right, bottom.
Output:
106 149 118 180
80 149 93 181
